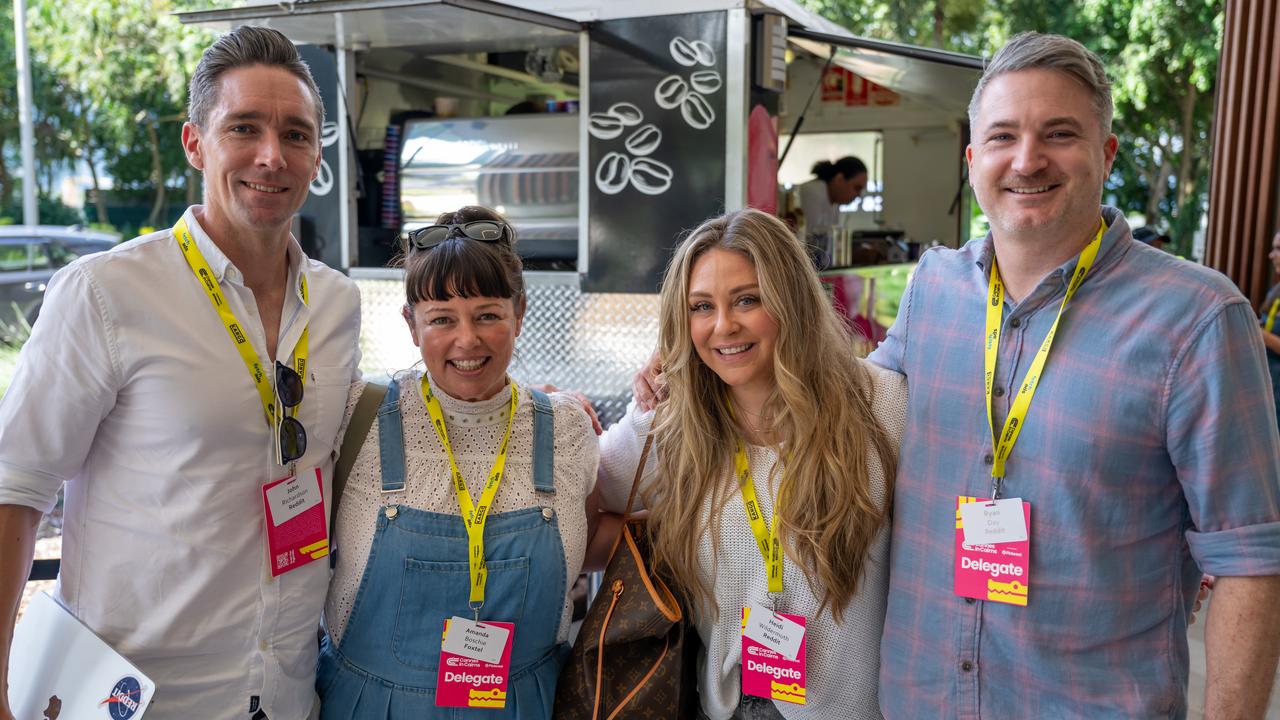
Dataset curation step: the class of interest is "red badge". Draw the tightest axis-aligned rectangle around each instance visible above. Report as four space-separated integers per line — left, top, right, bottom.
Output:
261 468 328 577
436 619 514 709
741 608 807 705
954 495 1031 606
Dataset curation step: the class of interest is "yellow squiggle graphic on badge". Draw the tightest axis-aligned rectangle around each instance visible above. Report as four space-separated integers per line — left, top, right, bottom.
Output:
770 681 806 705
956 496 981 529
469 688 507 708
987 578 1028 606
301 539 329 559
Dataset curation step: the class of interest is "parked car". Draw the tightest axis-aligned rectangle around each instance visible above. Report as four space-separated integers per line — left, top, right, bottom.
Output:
0 226 120 327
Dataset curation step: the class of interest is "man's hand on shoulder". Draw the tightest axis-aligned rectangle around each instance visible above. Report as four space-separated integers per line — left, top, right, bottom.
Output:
632 349 665 412
529 384 602 435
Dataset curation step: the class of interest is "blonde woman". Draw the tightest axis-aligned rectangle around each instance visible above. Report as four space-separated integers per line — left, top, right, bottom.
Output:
596 208 905 719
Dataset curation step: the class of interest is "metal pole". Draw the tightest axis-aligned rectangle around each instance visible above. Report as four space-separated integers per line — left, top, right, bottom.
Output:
334 11 357 270
13 0 38 225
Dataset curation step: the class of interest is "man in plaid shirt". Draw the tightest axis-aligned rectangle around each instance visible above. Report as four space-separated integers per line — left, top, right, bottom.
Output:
870 32 1280 718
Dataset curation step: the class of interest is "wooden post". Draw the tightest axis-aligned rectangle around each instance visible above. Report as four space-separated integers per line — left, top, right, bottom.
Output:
1205 0 1280 306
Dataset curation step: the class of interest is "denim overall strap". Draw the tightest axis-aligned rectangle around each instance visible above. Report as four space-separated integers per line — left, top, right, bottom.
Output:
528 388 555 494
377 378 406 494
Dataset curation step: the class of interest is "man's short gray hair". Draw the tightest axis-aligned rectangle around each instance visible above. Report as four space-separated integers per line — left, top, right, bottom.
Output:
188 25 324 132
968 32 1113 136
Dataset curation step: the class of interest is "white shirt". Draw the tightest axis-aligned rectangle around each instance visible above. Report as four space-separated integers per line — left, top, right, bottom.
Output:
798 178 840 252
325 371 599 646
0 207 362 720
596 361 907 720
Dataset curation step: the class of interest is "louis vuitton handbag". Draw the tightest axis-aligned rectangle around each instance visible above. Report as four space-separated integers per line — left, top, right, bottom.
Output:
554 433 701 719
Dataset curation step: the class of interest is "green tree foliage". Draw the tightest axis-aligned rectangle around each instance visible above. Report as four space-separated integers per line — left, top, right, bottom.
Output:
1 0 224 230
0 2 86 222
0 193 84 226
801 0 1221 257
29 0 215 229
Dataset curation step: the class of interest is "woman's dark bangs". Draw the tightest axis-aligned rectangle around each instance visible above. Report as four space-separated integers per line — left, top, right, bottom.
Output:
409 238 515 304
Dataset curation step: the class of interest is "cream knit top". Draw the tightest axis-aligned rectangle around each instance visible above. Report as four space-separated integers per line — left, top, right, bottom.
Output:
596 360 907 720
325 370 599 645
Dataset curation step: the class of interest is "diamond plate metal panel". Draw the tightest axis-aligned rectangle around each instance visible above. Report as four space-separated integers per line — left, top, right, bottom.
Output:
355 274 657 425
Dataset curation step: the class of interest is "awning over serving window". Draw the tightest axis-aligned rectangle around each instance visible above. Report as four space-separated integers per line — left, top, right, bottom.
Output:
177 0 580 53
788 27 983 116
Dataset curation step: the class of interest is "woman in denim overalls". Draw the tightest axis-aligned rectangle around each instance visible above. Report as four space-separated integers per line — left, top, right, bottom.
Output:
317 206 599 718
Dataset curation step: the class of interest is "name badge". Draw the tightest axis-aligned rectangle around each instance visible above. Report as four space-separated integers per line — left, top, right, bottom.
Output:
261 468 328 577
958 497 1028 545
741 607 806 705
954 495 1031 606
436 619 514 709
442 616 511 665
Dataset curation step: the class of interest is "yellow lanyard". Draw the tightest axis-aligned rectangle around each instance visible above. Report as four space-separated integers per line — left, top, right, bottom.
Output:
1266 299 1279 333
174 218 308 427
420 376 519 611
733 438 784 595
985 221 1105 497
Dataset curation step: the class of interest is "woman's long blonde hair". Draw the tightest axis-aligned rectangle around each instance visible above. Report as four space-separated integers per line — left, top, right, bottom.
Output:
647 209 897 622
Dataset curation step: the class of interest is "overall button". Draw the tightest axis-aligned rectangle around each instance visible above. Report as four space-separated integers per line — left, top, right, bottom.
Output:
542 507 555 521
386 506 399 519
982 453 994 466
965 597 977 605
1009 317 1022 328
993 386 1006 398
961 661 974 672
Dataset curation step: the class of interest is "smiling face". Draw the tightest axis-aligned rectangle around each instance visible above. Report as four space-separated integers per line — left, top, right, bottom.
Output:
966 68 1117 244
405 295 523 402
687 248 779 404
181 64 322 242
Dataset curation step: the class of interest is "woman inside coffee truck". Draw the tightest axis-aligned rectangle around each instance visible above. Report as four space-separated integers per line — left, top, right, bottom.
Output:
797 155 867 266
316 206 598 718
597 208 905 718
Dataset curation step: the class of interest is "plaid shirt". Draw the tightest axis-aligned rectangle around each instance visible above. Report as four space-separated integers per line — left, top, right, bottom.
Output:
869 207 1280 719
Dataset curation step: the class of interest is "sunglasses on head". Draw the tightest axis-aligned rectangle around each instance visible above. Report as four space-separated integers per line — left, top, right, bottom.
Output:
408 221 512 250
275 360 307 465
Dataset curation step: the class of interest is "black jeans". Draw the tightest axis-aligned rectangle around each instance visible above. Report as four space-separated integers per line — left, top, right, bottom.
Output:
699 694 786 720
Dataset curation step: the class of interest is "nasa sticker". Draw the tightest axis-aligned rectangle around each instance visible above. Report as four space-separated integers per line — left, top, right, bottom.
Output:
101 676 143 719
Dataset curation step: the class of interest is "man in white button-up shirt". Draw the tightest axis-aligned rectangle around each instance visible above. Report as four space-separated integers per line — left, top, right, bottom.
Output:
0 27 361 720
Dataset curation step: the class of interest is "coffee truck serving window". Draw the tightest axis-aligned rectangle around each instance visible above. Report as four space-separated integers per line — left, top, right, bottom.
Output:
777 131 884 226
780 29 984 265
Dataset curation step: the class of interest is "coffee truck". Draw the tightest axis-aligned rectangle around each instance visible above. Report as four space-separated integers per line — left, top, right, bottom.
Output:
179 0 982 422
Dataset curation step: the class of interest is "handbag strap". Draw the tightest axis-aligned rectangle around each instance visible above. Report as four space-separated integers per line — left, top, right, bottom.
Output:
588 415 679 720
623 421 656 518
330 380 388 535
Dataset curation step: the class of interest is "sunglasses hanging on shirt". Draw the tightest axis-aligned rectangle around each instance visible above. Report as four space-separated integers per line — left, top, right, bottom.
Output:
274 360 307 465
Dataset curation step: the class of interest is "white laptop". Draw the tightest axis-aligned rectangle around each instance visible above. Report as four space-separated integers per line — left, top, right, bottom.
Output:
7 592 155 719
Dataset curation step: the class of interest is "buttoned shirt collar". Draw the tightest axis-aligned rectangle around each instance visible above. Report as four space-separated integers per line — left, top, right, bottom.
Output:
181 206 309 308
975 206 1132 301
180 207 313 371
